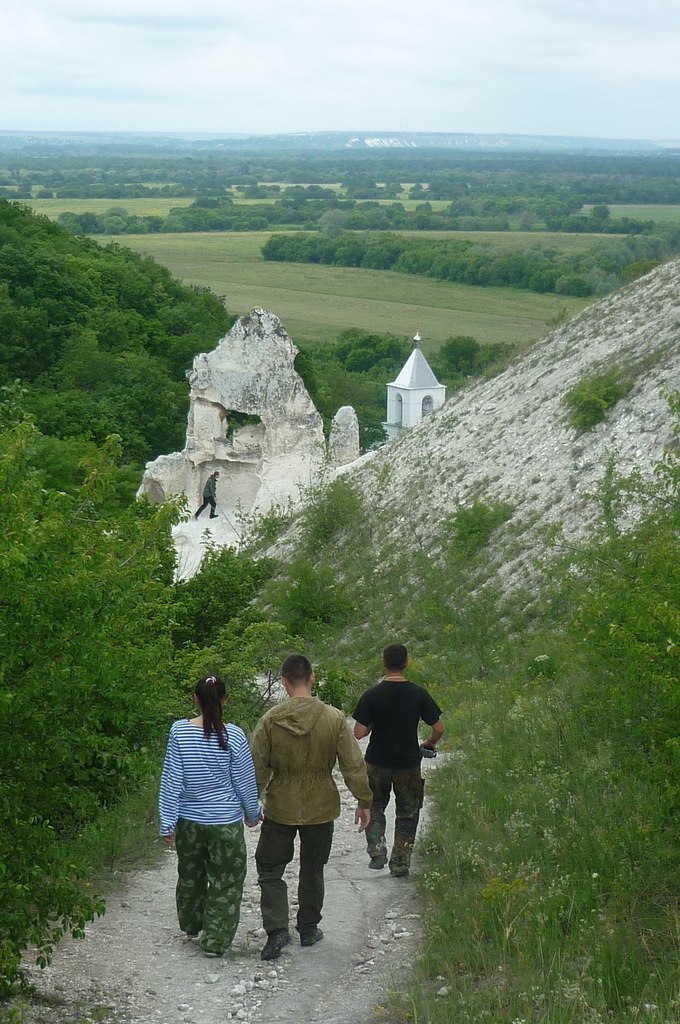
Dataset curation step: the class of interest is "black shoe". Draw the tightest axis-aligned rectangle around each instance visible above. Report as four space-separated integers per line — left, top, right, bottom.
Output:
390 863 410 878
299 926 323 947
261 929 290 961
210 514 218 519
369 855 387 870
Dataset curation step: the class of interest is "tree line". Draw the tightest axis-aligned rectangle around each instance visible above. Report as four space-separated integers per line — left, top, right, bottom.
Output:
53 194 667 239
261 230 668 297
4 149 680 204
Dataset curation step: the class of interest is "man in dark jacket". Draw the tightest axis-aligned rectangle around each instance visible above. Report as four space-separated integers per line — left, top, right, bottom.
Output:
353 642 444 878
194 471 219 519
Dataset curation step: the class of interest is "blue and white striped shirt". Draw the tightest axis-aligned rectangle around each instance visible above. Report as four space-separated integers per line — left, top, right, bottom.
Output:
159 719 261 835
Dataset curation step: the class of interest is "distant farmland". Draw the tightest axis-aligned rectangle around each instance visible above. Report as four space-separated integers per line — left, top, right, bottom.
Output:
97 230 590 350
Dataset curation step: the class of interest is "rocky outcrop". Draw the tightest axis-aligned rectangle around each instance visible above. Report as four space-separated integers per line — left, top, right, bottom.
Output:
329 406 361 467
138 309 359 576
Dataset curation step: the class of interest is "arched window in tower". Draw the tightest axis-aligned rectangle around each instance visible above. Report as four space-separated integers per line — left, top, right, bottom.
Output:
422 395 434 416
396 393 404 424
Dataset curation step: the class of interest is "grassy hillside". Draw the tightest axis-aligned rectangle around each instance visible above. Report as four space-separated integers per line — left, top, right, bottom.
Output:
240 262 679 1024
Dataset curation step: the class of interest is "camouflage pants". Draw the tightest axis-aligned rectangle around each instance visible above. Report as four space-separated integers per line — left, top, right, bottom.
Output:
365 764 425 872
174 818 247 955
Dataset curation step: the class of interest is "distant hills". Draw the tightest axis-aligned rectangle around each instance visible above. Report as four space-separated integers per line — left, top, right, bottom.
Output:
1 129 679 155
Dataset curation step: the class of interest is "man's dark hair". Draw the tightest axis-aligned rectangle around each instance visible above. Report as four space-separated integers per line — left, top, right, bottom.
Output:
382 643 408 671
281 653 313 685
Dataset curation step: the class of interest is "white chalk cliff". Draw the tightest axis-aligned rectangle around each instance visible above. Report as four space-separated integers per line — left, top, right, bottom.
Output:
138 309 359 576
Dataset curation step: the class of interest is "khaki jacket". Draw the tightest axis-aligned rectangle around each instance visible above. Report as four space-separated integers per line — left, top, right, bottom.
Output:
250 697 372 825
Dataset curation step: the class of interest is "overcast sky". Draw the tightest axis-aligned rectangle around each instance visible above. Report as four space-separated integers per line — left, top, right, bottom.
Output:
2 0 679 141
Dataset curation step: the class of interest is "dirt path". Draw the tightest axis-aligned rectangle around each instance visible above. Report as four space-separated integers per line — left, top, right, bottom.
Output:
16 755 441 1024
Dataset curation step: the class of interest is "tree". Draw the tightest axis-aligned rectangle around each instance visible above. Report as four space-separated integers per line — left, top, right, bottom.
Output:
589 204 611 224
0 402 179 992
318 209 348 238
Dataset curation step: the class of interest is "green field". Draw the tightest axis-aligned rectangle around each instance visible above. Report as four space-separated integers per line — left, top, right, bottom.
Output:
602 203 680 223
28 197 195 218
100 230 590 350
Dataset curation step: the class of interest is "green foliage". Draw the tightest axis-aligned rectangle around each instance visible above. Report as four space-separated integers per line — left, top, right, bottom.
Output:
171 544 274 647
295 330 412 450
238 500 295 552
0 200 231 478
312 664 354 711
445 498 514 558
564 369 632 430
0 409 179 993
301 478 365 548
414 679 679 1023
559 435 679 813
175 618 304 730
31 432 140 508
398 399 680 1024
432 334 514 388
265 556 355 638
262 229 672 298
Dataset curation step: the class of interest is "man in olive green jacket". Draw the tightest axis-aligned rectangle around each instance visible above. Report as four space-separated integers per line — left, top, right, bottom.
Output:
250 653 372 961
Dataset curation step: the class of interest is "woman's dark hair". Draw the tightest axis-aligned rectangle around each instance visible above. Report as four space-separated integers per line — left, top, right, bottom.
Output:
194 675 228 750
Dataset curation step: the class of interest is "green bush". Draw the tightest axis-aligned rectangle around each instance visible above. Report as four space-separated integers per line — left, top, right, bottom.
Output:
240 501 295 552
301 478 365 548
266 556 355 637
564 369 632 430
560 426 679 815
0 413 179 993
312 664 354 711
171 544 274 647
445 498 514 558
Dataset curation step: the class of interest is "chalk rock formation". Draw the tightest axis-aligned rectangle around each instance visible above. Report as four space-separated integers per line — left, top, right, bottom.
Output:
138 309 359 576
329 406 360 467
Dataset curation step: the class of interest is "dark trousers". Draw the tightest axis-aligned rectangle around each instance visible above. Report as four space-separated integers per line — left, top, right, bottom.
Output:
195 496 217 518
365 763 425 870
255 817 334 934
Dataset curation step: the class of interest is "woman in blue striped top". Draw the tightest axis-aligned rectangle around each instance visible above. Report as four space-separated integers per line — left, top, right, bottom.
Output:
159 675 262 956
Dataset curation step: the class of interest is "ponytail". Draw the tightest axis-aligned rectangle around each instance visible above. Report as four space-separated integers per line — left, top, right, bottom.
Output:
194 675 228 751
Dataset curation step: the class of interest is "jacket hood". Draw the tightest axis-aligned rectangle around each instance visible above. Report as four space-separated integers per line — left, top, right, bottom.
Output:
267 696 328 737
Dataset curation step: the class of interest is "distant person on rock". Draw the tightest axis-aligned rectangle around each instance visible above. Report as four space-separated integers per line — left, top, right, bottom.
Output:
159 674 262 957
250 653 372 961
352 643 444 878
194 470 220 519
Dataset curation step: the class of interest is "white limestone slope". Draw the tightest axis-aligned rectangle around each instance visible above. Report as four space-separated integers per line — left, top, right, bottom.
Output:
340 259 680 592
